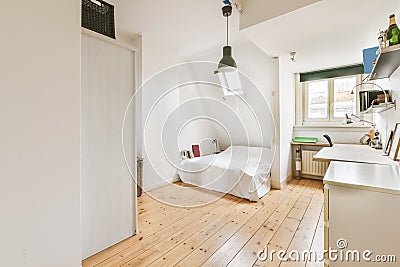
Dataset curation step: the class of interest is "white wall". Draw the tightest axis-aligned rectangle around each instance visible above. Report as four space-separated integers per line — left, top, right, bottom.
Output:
278 57 295 184
140 37 184 190
109 1 281 189
178 41 280 186
178 82 228 152
108 2 187 191
129 38 281 190
0 1 81 266
132 35 143 157
375 70 400 147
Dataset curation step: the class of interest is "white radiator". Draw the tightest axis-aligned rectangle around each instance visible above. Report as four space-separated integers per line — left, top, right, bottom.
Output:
301 150 329 177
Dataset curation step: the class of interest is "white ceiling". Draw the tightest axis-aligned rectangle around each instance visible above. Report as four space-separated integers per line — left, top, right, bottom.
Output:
243 0 400 71
111 0 400 70
239 0 321 29
113 0 245 59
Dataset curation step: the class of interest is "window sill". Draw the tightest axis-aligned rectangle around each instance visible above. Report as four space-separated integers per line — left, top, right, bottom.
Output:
294 125 371 132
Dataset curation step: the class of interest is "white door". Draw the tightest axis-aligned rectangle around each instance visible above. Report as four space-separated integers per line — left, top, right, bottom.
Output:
81 33 136 259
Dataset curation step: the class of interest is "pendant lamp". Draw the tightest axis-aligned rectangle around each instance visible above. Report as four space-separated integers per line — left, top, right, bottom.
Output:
215 4 242 93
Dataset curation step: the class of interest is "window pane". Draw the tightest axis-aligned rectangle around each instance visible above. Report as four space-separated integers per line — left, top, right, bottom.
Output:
333 77 356 117
217 70 243 96
225 70 242 91
308 81 328 119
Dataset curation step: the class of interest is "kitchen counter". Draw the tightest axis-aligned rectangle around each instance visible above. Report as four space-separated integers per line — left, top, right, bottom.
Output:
324 161 400 195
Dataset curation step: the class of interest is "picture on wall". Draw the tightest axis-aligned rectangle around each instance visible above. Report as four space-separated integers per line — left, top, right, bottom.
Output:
384 130 394 155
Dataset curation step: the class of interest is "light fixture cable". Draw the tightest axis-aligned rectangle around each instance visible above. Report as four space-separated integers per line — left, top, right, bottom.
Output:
226 15 229 46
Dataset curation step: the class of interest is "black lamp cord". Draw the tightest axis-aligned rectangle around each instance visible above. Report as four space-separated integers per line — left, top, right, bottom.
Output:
226 15 229 46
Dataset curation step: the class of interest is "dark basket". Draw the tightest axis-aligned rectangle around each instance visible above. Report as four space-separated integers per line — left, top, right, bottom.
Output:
82 0 115 39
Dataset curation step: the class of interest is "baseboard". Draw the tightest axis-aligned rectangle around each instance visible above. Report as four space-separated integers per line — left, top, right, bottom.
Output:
143 176 181 192
299 173 323 180
271 174 293 190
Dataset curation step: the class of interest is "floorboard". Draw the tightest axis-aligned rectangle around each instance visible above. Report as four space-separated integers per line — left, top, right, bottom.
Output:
82 179 324 267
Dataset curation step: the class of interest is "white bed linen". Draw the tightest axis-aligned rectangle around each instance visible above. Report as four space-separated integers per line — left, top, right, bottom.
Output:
178 146 273 201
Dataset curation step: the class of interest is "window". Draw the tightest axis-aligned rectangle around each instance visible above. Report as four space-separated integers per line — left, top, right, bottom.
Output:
216 69 243 97
306 80 328 119
333 77 357 117
301 75 358 124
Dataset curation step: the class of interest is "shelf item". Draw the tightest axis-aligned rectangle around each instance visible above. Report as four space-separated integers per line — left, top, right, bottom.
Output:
370 43 400 80
362 46 379 74
291 141 330 147
360 102 396 114
292 137 318 143
359 89 390 112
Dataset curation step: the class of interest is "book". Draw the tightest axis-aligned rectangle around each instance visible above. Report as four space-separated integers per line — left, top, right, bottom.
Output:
192 144 201 158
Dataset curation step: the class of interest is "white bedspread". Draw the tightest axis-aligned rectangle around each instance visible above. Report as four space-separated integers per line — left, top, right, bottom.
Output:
178 146 273 201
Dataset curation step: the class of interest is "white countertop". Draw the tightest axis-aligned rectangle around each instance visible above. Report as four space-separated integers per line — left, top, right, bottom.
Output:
314 144 398 165
324 161 400 195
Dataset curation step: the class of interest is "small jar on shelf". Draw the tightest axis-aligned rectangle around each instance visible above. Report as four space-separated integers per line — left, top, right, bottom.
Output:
378 30 387 50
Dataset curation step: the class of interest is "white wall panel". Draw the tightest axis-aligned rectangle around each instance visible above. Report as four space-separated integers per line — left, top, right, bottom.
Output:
0 1 81 266
81 34 136 259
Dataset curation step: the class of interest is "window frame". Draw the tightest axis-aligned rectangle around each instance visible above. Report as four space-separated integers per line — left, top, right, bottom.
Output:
299 74 361 126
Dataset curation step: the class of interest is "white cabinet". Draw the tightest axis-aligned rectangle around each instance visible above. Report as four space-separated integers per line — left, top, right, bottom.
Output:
323 161 400 266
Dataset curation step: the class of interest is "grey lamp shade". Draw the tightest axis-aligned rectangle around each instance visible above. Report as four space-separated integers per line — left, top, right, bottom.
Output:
215 46 242 93
218 46 237 70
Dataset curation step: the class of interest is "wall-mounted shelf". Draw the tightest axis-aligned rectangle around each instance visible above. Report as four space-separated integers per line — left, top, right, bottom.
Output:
370 44 400 80
361 102 396 114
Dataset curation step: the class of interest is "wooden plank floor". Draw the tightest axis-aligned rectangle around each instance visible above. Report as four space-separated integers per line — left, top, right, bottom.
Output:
83 179 324 267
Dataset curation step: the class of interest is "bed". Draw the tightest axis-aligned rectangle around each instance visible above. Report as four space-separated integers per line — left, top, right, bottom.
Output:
178 146 273 201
